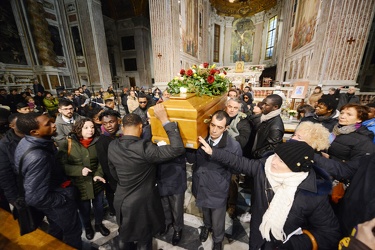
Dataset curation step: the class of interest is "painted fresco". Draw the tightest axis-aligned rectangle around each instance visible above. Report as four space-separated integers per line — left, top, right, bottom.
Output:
0 0 27 65
181 0 198 57
231 18 255 62
292 0 320 51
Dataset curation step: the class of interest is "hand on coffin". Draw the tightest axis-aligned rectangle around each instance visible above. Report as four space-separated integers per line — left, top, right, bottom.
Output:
199 136 212 155
154 104 169 124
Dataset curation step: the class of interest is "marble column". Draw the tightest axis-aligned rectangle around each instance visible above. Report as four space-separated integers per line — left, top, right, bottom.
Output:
76 0 111 88
149 0 180 88
252 11 264 64
26 0 56 66
223 17 234 65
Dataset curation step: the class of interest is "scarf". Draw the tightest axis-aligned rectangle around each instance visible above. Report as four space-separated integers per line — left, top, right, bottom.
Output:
79 138 93 148
259 155 308 241
260 109 281 123
330 123 360 143
313 112 336 122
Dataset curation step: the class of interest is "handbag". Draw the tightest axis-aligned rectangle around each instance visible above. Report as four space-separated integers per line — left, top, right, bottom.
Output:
13 146 45 236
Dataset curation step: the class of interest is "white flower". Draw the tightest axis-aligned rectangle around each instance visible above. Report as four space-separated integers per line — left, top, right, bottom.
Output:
180 87 187 94
219 73 226 78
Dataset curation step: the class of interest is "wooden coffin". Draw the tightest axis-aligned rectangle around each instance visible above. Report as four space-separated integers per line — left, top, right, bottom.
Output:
148 93 227 149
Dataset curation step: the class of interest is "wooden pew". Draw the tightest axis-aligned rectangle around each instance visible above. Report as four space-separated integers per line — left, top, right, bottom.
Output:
0 208 75 249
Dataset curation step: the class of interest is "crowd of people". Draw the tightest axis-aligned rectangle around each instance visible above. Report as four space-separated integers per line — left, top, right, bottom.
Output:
0 82 375 250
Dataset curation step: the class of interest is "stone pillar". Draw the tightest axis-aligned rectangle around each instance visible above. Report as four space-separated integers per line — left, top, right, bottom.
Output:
149 0 180 88
26 0 56 66
223 17 234 65
76 0 111 88
252 11 264 64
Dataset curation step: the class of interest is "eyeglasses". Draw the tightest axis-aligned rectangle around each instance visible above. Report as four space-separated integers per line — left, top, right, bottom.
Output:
139 101 147 104
244 97 249 99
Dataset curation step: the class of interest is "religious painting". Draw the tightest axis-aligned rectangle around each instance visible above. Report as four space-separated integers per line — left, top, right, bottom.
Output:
48 25 64 56
292 0 320 51
235 61 244 73
231 18 255 63
291 81 309 99
0 0 27 65
180 0 198 57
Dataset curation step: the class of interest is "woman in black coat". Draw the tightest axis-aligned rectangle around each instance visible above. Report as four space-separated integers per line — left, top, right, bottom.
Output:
199 139 341 250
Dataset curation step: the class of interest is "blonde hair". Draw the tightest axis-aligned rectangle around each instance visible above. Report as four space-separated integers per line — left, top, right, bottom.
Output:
295 121 330 151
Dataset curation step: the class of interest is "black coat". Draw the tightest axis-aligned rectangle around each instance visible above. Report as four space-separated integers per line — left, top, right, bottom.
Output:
211 148 341 250
187 132 242 209
252 115 284 159
338 154 375 236
301 112 338 132
0 130 22 203
157 154 187 196
328 126 375 162
96 134 118 191
108 122 185 242
14 136 72 209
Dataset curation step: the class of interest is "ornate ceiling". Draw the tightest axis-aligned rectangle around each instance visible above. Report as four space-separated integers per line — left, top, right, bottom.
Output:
209 0 278 18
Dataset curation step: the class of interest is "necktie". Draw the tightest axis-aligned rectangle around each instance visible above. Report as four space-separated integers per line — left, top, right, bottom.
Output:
209 139 214 147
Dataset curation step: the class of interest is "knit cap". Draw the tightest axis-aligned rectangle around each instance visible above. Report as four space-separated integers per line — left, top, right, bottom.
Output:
274 141 315 172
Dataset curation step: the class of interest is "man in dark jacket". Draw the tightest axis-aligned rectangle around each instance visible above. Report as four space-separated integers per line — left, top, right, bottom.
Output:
252 94 284 159
157 155 187 246
108 104 185 249
0 114 23 210
187 110 242 250
14 113 82 249
53 99 83 142
336 86 360 110
96 109 122 216
300 94 339 132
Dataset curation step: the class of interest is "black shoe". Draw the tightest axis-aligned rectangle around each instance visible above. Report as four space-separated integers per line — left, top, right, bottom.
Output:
159 223 172 236
212 241 222 250
95 223 110 236
85 225 95 240
172 230 182 246
199 226 210 242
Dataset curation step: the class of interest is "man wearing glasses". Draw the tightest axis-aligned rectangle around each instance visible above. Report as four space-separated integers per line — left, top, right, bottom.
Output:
53 99 82 142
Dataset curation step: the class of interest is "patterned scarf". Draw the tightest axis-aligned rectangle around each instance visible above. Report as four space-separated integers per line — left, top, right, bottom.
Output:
259 155 308 241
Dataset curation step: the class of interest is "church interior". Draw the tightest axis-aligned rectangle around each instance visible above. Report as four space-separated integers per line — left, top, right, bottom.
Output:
1 0 375 249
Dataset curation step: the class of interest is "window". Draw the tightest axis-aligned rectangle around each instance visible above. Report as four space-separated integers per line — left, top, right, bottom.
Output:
213 24 220 62
123 58 137 71
121 36 135 50
265 16 277 60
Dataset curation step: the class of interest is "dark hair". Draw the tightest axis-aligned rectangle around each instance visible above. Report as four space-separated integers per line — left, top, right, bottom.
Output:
99 109 121 121
71 118 98 139
8 113 22 123
315 86 322 91
16 113 43 135
366 102 375 108
297 104 315 119
58 99 74 108
318 94 338 111
16 102 28 109
138 93 147 100
122 113 142 127
86 108 103 119
340 103 369 122
265 94 283 108
228 89 238 96
64 92 73 97
212 110 230 126
105 99 114 105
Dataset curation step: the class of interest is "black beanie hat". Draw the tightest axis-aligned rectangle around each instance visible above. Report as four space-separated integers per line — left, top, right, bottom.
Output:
274 141 315 172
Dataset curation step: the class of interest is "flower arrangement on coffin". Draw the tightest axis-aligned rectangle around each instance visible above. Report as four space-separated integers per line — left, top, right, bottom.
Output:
167 62 230 96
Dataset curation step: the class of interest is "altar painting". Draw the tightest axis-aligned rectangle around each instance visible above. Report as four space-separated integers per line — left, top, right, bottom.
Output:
181 0 198 57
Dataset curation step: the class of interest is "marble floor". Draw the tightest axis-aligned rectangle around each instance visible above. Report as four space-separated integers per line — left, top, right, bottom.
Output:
80 164 252 250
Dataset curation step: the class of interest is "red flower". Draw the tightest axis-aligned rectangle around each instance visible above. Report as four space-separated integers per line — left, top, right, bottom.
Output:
186 69 193 76
209 69 216 75
203 62 209 68
180 69 185 75
224 71 227 75
216 70 220 74
207 75 215 84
